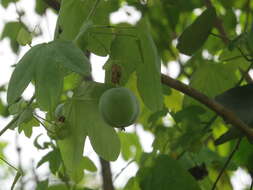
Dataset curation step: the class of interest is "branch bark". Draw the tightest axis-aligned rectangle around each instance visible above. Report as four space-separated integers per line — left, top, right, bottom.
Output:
100 157 115 190
161 74 253 141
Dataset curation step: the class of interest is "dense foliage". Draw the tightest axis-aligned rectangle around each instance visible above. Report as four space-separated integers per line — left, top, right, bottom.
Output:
1 0 253 189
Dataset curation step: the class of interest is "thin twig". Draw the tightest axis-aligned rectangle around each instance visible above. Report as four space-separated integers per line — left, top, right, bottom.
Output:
32 115 54 133
210 32 228 41
203 115 218 132
237 47 253 62
113 160 135 182
0 157 19 171
211 138 242 190
0 116 19 136
236 62 253 85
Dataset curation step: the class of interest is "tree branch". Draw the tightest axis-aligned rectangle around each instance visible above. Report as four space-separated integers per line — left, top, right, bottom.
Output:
99 157 115 190
161 74 253 140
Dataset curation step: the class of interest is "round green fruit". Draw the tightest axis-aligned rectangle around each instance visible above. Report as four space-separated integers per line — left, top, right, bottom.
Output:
99 87 140 128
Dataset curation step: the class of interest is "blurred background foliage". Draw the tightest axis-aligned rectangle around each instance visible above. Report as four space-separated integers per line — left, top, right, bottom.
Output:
1 0 253 190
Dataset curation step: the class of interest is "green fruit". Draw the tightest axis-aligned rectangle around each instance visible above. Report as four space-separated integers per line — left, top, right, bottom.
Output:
99 87 140 128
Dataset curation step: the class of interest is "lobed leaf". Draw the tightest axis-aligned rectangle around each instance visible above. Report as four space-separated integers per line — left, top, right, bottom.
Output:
7 40 91 111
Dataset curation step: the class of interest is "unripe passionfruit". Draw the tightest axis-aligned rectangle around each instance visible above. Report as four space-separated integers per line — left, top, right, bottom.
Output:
99 87 140 128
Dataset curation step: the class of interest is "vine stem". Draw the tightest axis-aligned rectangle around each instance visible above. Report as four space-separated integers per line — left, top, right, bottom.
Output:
0 157 19 172
32 115 54 133
211 138 242 190
113 159 135 182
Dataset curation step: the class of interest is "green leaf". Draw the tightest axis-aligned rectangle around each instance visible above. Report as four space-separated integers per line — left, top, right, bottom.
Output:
33 134 50 150
58 0 118 55
0 141 8 158
18 117 39 138
17 108 33 125
17 27 32 46
36 180 49 190
137 155 201 190
177 8 216 55
219 47 249 70
183 62 238 120
47 185 68 190
214 84 253 145
119 132 142 161
1 21 22 52
47 185 93 190
74 81 120 161
57 82 120 182
1 0 19 8
51 40 91 75
77 21 114 56
104 25 140 85
1 22 22 40
124 177 141 190
8 98 27 115
37 149 61 174
7 40 91 111
173 105 206 123
136 19 163 111
57 101 87 182
234 138 253 172
248 21 253 52
35 0 48 15
85 100 121 161
7 44 38 105
58 0 118 41
34 59 64 112
215 84 253 124
152 126 181 154
81 156 97 172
